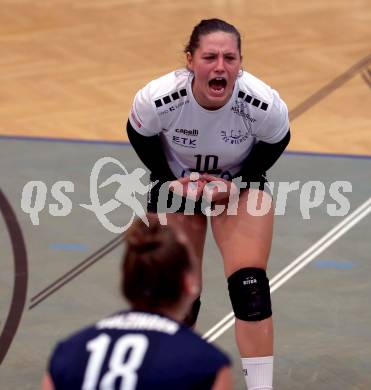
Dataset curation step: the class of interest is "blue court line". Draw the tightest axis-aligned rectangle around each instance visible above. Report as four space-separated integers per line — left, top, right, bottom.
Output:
1 134 371 160
284 150 371 161
0 134 130 147
49 243 89 252
311 259 354 269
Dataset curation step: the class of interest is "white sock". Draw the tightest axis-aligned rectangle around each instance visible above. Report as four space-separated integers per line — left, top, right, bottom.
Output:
241 356 274 390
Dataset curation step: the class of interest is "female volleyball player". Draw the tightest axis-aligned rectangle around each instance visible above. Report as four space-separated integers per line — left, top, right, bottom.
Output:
42 215 232 390
127 18 290 389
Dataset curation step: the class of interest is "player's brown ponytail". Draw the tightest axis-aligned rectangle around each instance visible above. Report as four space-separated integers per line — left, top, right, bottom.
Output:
122 215 192 311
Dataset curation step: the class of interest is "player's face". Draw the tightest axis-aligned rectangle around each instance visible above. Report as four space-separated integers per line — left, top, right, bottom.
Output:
187 31 241 110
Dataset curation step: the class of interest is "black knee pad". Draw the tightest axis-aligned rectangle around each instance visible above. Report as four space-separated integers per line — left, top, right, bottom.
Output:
228 267 272 321
183 296 201 327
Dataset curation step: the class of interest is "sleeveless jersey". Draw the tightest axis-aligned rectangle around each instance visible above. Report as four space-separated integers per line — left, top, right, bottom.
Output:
129 69 289 180
48 310 230 389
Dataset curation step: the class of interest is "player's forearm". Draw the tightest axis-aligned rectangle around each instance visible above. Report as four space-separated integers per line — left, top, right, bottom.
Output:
126 120 177 181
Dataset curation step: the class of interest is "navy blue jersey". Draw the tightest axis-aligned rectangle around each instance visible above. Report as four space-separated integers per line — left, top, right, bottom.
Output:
49 310 230 390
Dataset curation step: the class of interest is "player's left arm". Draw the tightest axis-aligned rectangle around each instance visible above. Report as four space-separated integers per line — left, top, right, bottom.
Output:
41 373 55 390
237 90 290 181
237 129 290 181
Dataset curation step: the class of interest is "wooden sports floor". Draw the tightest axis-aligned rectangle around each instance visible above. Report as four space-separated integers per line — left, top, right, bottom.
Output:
0 0 370 389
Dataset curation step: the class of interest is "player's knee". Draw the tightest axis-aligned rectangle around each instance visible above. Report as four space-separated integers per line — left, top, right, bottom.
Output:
183 296 201 327
228 267 272 321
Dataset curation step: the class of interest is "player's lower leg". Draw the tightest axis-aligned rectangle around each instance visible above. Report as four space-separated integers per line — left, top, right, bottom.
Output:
237 318 274 390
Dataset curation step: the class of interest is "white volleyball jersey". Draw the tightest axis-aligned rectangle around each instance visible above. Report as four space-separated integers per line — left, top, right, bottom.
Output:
129 69 289 179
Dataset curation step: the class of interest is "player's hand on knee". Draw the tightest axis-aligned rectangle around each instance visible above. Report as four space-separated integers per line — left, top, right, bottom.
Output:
200 174 239 204
169 173 207 201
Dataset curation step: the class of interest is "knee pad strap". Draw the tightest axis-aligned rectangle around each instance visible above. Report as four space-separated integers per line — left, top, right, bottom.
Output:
228 267 272 321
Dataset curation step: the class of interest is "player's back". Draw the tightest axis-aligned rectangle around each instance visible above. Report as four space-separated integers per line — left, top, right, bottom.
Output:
49 310 230 390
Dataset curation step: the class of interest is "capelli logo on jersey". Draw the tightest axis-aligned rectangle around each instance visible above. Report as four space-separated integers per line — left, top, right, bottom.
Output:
172 129 199 148
221 129 250 145
175 128 199 136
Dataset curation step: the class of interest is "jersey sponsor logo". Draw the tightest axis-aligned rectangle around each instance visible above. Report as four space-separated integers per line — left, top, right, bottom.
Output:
158 99 189 116
175 128 199 136
237 90 269 111
97 312 179 334
231 101 257 123
221 129 251 145
172 135 197 148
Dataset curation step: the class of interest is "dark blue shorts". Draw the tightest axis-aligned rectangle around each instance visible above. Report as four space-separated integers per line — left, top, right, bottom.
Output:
147 174 270 214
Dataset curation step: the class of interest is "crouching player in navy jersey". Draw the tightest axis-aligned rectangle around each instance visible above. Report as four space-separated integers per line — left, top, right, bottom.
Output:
42 215 232 390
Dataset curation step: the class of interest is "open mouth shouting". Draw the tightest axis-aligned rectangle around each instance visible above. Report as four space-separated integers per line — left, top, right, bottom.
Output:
208 77 227 96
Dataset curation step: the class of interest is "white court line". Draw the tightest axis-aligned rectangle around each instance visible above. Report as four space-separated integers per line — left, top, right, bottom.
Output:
203 197 371 343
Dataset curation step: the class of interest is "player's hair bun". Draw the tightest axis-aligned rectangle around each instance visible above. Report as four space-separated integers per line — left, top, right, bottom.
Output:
125 216 164 252
121 214 192 309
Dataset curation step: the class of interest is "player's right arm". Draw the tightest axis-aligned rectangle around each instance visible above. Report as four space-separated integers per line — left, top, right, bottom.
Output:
128 85 176 182
126 120 176 181
211 366 233 390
